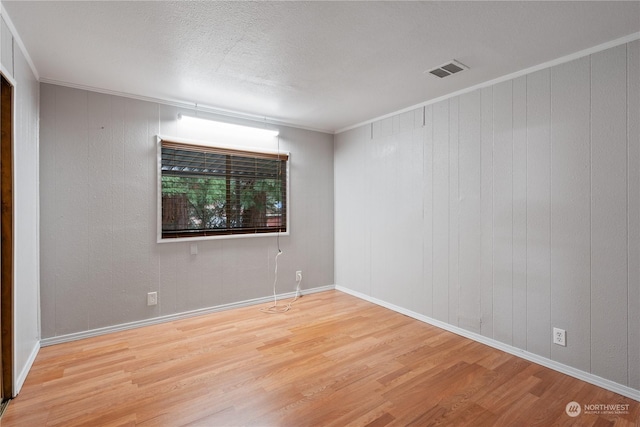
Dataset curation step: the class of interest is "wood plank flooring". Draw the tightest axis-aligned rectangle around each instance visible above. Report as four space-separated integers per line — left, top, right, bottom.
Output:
2 290 638 426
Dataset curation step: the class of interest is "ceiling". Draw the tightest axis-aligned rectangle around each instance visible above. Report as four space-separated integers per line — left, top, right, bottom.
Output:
2 1 639 133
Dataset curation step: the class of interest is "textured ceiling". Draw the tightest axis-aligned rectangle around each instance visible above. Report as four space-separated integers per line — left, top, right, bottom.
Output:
3 1 639 132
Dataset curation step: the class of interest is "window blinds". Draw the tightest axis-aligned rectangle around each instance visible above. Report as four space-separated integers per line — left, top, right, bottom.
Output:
160 139 288 239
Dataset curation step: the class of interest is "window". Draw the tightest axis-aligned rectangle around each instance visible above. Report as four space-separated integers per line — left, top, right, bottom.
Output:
159 138 288 240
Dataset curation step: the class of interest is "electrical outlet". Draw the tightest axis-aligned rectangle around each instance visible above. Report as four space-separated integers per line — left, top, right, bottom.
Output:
147 292 158 306
296 270 302 282
553 327 566 346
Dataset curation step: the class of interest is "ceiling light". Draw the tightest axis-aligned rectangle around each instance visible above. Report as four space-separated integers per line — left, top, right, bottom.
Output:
177 113 279 138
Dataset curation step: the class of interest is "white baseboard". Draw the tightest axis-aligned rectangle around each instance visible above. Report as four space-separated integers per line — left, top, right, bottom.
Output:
15 341 40 396
335 285 640 403
41 285 336 347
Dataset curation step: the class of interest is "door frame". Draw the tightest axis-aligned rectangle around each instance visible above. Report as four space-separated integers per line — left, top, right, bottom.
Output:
0 70 14 401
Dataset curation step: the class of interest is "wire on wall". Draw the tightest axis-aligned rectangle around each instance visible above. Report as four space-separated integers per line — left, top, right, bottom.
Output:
260 133 301 314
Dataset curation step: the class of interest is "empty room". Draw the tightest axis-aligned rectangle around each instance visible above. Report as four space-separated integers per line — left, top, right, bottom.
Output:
0 1 638 425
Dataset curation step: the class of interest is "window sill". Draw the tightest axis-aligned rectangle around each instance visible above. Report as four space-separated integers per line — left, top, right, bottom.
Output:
157 230 290 244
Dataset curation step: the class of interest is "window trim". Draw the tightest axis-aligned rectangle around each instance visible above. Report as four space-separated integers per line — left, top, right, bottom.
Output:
156 135 290 243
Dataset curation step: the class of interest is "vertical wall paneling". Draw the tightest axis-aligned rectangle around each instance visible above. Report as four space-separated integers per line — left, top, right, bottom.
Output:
449 98 459 326
512 76 528 350
40 84 335 338
480 87 494 338
550 56 591 371
432 100 450 322
12 40 40 393
220 238 270 304
370 114 423 311
146 106 161 311
525 69 552 358
458 90 482 333
627 40 640 390
39 84 56 339
87 93 115 329
285 126 334 301
109 95 127 322
0 18 12 76
398 110 414 134
590 44 628 385
54 87 90 335
371 116 392 141
369 119 393 302
423 106 434 317
334 41 640 395
157 242 179 316
492 80 514 345
157 105 190 312
407 117 425 314
194 228 223 309
334 126 370 296
123 100 155 320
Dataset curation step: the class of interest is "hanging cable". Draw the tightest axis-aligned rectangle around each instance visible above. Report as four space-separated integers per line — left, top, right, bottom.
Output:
260 133 301 314
260 251 301 314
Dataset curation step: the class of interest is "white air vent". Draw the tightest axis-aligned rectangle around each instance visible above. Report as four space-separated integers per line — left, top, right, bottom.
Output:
427 60 469 78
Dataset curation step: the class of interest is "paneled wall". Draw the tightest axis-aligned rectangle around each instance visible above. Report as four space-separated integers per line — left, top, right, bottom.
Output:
335 41 640 391
39 85 334 339
0 12 40 394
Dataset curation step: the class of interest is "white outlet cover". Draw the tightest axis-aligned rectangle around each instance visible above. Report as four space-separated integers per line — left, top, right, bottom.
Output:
147 292 158 306
553 327 566 346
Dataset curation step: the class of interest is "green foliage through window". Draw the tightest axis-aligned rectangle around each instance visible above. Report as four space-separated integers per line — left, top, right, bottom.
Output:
160 140 287 238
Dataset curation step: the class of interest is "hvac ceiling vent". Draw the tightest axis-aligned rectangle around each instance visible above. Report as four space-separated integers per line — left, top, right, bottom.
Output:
427 60 469 78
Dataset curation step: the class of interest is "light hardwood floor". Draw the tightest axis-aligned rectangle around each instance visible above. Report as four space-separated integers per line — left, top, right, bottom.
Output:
2 290 638 426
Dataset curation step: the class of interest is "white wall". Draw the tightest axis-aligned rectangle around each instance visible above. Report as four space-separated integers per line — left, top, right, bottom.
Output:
335 40 640 393
0 12 41 394
39 84 334 339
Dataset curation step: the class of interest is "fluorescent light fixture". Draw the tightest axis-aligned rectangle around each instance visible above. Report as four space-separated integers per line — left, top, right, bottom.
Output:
177 113 279 138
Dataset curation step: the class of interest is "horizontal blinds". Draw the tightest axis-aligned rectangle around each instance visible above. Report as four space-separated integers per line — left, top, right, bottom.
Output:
162 148 283 179
160 139 287 238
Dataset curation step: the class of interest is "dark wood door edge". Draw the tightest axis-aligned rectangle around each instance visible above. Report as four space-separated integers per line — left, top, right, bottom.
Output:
0 74 14 400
